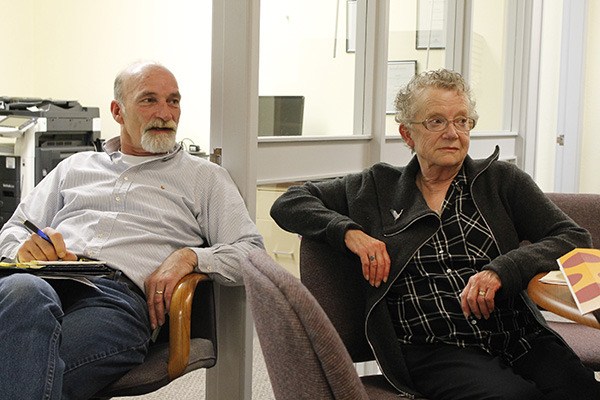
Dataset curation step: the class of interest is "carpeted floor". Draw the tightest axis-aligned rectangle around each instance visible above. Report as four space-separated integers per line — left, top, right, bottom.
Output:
113 333 275 400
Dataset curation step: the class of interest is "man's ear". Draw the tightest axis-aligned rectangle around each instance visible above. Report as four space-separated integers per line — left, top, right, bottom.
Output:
111 100 124 124
399 124 414 148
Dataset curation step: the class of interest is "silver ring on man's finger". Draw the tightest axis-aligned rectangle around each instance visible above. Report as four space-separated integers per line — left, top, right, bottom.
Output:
369 255 376 262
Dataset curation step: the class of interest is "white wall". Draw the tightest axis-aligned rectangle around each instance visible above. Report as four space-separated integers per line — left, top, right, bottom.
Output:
0 1 36 95
0 0 212 153
580 0 600 193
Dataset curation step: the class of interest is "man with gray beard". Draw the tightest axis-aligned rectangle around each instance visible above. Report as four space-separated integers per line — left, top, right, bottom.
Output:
112 61 180 155
0 61 264 399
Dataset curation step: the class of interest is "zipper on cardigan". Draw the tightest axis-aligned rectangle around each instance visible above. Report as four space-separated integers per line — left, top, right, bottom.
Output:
368 151 497 397
382 213 439 237
363 233 437 399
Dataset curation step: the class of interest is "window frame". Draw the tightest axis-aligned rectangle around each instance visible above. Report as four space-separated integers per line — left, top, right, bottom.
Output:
255 0 539 184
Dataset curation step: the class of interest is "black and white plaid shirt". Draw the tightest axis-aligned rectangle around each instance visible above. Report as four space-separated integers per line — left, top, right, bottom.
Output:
386 169 541 364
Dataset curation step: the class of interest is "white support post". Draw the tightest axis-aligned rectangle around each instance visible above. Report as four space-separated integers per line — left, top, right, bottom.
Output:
207 0 260 398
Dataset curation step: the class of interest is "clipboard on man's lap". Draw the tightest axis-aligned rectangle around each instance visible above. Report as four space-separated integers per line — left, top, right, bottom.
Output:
0 259 116 279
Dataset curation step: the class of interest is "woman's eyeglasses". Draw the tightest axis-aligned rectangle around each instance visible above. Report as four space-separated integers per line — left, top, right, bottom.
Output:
410 116 476 133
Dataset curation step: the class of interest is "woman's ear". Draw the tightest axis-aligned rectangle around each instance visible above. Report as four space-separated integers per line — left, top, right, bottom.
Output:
399 124 414 149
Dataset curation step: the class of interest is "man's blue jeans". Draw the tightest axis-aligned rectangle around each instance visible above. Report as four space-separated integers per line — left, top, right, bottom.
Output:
0 273 152 399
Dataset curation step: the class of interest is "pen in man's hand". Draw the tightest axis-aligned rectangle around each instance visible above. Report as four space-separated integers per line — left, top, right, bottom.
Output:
23 220 52 243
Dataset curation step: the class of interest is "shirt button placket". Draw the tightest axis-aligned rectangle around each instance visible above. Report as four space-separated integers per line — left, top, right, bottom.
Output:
114 172 130 210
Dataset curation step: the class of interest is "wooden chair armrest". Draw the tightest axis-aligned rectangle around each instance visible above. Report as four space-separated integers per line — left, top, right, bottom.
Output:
528 273 600 330
167 272 211 380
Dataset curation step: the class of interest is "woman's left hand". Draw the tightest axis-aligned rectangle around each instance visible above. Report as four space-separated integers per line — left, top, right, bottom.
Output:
460 270 502 319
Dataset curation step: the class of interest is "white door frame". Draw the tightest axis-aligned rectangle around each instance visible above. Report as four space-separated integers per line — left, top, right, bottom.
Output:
554 0 587 192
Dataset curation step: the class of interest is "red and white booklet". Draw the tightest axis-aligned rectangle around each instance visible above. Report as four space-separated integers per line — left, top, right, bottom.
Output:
557 248 600 315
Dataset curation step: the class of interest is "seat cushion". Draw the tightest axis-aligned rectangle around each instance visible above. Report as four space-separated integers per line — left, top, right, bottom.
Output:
361 375 430 399
95 338 216 398
549 321 600 370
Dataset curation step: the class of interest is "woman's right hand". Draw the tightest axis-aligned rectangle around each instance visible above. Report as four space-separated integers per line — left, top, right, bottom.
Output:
344 229 391 287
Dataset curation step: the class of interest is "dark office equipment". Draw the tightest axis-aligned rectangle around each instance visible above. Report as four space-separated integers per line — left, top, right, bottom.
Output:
0 97 100 228
0 97 101 185
0 155 20 227
258 95 304 136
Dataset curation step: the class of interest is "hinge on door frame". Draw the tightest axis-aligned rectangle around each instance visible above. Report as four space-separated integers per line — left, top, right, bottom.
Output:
210 147 222 165
556 134 565 146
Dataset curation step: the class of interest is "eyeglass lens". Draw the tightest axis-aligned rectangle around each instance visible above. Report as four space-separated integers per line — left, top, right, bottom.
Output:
425 117 473 132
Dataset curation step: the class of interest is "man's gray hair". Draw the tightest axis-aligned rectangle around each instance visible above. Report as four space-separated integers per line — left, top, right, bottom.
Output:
113 61 166 104
393 68 478 126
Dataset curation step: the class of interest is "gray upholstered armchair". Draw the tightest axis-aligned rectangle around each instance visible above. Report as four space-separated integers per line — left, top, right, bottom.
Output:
298 238 410 396
542 192 600 370
297 193 600 376
244 249 412 399
246 192 599 400
93 273 217 398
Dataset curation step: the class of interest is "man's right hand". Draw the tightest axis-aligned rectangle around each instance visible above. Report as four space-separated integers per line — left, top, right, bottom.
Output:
17 227 77 262
144 248 197 330
344 229 391 287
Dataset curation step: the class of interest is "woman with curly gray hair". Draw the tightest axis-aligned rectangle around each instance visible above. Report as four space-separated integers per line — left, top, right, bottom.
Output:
394 68 478 127
271 68 599 399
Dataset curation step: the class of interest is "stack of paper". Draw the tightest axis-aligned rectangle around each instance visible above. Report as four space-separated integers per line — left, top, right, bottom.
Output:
539 270 568 285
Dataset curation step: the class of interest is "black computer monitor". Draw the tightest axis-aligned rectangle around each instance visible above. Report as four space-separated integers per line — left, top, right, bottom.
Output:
258 96 304 136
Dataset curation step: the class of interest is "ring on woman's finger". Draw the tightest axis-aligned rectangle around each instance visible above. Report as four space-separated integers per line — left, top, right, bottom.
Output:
369 255 376 262
478 290 486 296
155 290 164 295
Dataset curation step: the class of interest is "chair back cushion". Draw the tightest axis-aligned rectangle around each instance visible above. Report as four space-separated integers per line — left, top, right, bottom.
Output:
299 238 374 363
546 192 600 249
245 249 369 400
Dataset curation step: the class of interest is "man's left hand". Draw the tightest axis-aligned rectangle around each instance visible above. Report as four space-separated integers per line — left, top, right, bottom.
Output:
144 248 197 330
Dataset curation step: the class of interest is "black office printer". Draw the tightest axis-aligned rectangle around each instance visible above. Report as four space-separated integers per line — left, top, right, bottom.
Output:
0 97 102 226
0 97 102 184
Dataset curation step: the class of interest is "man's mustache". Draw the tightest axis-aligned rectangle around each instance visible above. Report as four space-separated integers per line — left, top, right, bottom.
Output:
144 120 177 133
